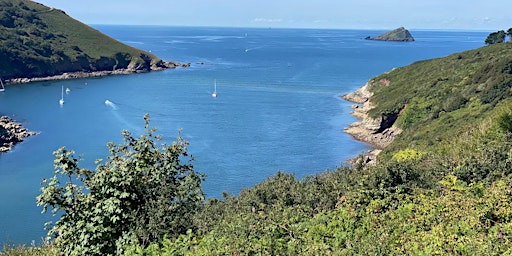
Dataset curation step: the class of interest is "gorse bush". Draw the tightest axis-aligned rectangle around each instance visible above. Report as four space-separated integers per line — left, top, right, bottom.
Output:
36 115 204 255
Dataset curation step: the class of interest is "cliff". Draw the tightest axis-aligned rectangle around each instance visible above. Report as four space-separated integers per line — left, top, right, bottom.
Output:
343 81 402 164
365 27 415 42
0 0 187 83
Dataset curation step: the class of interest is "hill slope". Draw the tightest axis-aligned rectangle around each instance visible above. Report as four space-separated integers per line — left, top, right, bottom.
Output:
0 0 178 82
346 42 512 159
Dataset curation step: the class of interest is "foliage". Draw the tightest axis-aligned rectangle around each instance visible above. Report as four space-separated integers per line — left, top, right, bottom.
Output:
0 0 163 80
391 148 424 162
121 95 512 255
497 110 512 133
485 30 507 45
36 115 204 255
1 242 58 256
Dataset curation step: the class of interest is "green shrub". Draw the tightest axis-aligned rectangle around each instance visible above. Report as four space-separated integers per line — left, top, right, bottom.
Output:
36 115 204 255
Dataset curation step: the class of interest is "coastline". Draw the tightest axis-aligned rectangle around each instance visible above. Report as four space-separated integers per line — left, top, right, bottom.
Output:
5 61 190 85
342 81 401 165
0 116 37 153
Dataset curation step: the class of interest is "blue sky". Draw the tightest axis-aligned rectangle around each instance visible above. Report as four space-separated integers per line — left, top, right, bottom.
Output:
36 0 510 31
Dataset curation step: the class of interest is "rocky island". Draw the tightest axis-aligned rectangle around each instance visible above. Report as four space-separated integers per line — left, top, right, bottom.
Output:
365 27 415 42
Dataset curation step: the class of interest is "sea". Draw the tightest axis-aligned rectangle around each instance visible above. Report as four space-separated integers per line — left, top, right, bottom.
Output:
0 26 487 245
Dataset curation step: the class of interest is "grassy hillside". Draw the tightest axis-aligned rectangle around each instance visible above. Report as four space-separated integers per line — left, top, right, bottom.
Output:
0 0 167 80
365 42 512 158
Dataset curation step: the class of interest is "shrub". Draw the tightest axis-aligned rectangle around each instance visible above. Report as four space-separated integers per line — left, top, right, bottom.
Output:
36 115 204 255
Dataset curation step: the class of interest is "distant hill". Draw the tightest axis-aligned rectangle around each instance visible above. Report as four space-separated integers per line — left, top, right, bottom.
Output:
0 0 182 82
365 27 415 42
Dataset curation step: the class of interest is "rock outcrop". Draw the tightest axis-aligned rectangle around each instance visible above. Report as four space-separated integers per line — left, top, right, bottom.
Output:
365 27 415 42
0 116 37 153
343 81 402 165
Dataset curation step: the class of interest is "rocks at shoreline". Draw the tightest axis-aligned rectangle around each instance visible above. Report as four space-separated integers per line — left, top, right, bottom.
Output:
343 81 402 165
6 61 191 84
0 116 37 153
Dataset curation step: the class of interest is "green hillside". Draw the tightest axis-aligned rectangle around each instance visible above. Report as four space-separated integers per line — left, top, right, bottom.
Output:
0 0 169 81
366 42 512 158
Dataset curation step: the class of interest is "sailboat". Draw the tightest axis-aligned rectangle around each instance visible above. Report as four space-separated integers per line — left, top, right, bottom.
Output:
212 79 217 98
0 78 5 92
59 85 64 105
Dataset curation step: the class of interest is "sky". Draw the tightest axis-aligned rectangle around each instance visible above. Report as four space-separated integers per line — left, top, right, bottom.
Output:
35 0 511 31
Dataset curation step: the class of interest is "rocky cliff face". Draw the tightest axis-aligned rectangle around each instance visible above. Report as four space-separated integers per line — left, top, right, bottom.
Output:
365 27 415 42
343 81 402 164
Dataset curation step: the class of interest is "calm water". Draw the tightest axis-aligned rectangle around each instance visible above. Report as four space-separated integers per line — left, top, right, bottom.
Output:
0 26 486 245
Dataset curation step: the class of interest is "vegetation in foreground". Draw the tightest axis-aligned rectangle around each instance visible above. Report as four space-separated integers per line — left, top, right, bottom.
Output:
4 32 512 256
4 106 512 256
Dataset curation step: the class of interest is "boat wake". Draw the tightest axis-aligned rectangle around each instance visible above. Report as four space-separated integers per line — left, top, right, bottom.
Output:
104 99 139 132
104 99 118 110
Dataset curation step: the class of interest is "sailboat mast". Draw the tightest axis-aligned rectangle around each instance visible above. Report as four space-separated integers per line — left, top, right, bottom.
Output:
212 79 217 98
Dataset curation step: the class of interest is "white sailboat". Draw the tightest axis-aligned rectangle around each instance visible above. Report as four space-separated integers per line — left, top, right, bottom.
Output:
0 78 5 92
59 85 64 105
212 79 217 98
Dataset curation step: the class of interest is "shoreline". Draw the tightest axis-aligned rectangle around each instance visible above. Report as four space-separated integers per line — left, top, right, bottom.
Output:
342 81 401 165
5 61 190 85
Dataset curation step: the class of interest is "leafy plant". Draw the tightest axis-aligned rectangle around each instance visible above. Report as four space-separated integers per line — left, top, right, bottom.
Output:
36 115 204 255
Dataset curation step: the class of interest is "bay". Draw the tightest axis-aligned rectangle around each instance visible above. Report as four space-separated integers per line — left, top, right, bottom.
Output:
0 26 487 245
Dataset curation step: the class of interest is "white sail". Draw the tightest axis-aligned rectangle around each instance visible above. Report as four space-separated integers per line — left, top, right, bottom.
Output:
59 86 64 105
212 79 217 98
0 78 5 92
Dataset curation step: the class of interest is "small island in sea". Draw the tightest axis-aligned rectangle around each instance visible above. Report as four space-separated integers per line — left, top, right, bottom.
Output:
365 27 415 42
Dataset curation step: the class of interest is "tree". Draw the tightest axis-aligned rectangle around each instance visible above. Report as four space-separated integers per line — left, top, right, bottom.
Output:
508 28 512 42
485 30 506 45
36 114 204 255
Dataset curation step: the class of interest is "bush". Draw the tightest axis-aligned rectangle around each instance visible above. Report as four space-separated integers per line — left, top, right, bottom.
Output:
36 114 204 255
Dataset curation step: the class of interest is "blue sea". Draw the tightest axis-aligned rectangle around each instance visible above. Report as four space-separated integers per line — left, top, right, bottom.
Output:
0 26 487 245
